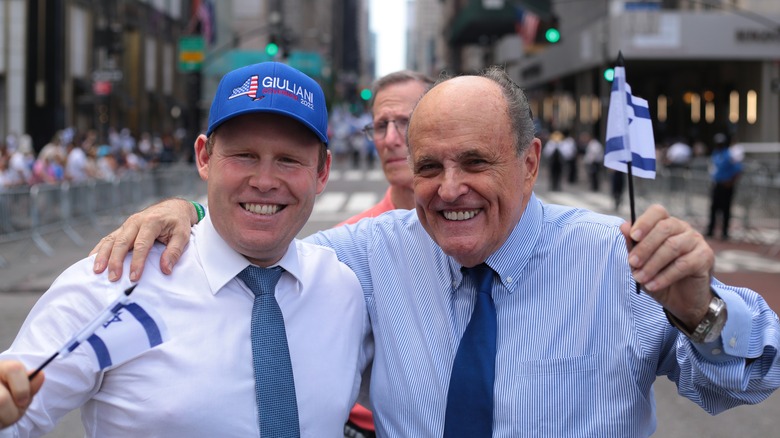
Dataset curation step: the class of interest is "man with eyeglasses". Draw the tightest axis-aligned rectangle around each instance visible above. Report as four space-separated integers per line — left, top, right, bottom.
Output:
341 70 435 436
340 71 435 226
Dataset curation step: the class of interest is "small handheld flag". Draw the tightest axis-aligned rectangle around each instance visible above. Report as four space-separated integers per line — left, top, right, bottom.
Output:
604 55 656 179
28 284 166 380
604 52 656 294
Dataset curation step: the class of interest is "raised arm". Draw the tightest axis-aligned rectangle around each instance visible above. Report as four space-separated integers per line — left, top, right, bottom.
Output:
0 361 44 428
90 198 198 282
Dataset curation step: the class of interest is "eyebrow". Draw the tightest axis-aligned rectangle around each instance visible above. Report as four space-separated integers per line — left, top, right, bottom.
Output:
412 149 485 164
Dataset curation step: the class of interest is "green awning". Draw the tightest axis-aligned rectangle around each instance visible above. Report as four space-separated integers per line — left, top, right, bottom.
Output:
514 0 552 18
447 0 553 45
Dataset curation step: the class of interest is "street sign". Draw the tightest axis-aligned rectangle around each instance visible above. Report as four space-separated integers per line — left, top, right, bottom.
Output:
203 50 273 77
179 36 205 72
287 52 323 78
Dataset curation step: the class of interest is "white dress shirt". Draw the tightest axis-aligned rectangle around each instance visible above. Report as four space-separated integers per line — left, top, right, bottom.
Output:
1 212 370 437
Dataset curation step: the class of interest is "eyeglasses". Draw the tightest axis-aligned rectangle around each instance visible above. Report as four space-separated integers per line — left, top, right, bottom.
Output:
363 118 410 141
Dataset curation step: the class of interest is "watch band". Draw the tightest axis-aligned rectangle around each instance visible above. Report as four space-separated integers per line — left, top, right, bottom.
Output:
664 292 728 344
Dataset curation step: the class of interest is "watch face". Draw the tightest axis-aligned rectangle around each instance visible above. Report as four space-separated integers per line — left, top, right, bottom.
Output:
703 301 728 344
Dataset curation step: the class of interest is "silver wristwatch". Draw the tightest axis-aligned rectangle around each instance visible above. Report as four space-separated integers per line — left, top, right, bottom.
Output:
664 292 728 344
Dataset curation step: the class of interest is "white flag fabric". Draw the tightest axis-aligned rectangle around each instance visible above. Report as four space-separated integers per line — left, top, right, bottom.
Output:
57 289 168 370
604 66 656 179
84 301 168 369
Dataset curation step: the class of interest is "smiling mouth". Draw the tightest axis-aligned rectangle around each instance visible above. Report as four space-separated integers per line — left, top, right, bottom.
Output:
442 209 480 221
242 203 283 215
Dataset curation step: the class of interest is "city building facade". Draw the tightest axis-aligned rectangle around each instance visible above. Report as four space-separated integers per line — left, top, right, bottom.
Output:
440 0 779 145
0 0 193 151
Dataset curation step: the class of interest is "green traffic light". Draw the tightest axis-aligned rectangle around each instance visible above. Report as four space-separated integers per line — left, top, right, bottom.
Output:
603 68 615 82
360 89 372 101
265 42 279 57
545 28 561 44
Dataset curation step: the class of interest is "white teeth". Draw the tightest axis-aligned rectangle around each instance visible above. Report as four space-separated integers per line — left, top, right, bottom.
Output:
443 209 479 221
243 203 280 215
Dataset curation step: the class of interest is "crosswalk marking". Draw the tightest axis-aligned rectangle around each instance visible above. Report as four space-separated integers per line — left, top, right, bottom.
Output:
327 169 384 182
344 170 365 181
366 169 385 181
313 192 347 213
345 192 378 212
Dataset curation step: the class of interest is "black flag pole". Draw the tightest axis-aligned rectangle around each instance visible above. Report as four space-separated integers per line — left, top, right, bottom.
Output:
616 51 641 294
28 285 137 381
617 52 639 226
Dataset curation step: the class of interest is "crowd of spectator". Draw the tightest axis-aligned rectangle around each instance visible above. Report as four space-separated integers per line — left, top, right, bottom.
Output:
328 104 376 169
0 127 187 191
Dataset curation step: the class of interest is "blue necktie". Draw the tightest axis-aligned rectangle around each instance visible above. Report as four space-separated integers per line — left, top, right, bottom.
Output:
444 263 497 438
238 266 300 438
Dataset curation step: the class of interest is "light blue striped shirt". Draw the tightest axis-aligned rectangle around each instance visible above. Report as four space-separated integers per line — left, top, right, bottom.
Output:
307 194 780 437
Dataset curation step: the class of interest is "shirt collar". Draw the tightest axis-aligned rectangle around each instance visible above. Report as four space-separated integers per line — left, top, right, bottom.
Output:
194 212 304 295
448 193 543 293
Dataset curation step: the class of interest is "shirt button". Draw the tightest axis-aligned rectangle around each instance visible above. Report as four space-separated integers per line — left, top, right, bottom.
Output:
729 337 737 348
711 348 722 355
452 281 458 287
506 276 513 283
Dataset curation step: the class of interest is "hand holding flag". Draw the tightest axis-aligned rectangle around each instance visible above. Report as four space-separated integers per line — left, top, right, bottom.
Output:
28 284 167 380
604 52 656 294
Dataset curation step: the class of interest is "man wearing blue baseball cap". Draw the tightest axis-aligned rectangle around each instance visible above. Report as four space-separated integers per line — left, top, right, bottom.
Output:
0 62 370 437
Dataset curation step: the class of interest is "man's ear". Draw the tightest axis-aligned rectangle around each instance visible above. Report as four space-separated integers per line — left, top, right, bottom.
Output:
524 138 542 183
316 150 332 195
194 134 210 181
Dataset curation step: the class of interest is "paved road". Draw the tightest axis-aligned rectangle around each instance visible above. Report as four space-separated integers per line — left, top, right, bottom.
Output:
2 161 779 436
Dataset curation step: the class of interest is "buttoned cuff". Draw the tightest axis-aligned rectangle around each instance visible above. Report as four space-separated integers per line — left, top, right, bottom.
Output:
691 284 751 363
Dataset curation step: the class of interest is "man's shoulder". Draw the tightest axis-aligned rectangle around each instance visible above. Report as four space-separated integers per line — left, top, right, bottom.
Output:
542 202 624 230
296 239 340 258
293 240 363 286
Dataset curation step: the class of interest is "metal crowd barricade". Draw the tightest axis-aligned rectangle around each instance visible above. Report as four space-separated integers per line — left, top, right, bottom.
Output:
641 156 779 251
0 163 205 259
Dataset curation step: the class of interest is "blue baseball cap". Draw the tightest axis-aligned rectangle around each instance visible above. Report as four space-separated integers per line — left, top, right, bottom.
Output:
206 62 328 144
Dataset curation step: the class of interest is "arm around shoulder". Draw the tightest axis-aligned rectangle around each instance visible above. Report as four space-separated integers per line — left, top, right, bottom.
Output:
90 198 199 282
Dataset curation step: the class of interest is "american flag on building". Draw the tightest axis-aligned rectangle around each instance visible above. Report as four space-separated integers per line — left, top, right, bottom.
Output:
515 7 540 47
229 75 260 100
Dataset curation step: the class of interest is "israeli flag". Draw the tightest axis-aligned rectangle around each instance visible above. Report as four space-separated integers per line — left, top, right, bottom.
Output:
84 301 167 369
57 287 167 370
604 66 656 179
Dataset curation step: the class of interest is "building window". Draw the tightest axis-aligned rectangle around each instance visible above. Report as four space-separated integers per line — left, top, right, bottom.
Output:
703 90 715 124
687 92 701 123
746 90 757 124
579 95 601 124
559 94 577 129
543 97 553 124
579 95 590 124
657 95 667 122
729 91 739 123
591 96 601 122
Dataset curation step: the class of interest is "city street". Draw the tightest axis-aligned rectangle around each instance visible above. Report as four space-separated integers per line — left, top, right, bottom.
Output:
2 159 779 436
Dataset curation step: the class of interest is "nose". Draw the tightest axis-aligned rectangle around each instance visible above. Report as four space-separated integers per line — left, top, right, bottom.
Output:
247 161 280 192
381 121 405 147
437 167 468 202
